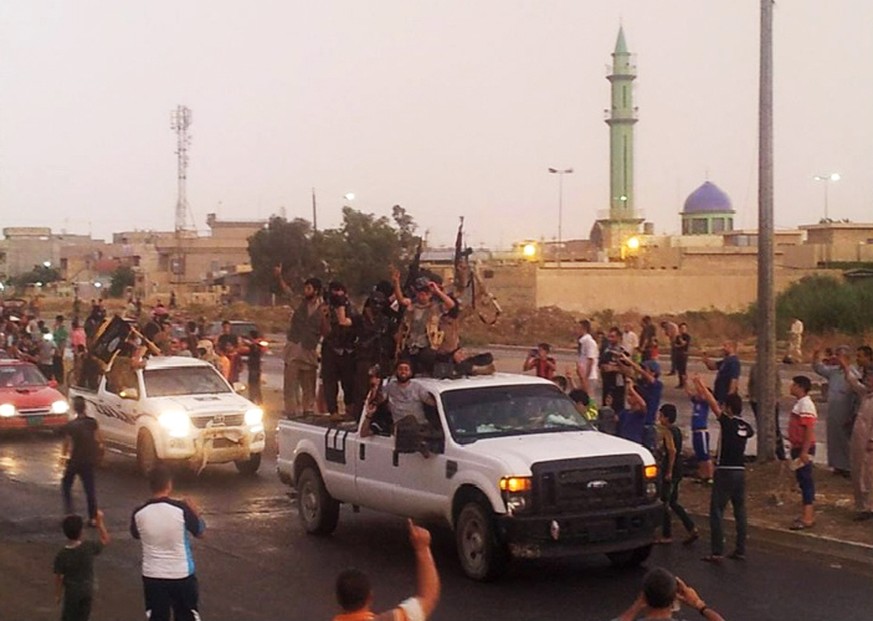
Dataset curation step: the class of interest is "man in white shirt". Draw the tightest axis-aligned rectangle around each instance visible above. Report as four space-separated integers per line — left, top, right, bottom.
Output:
130 466 205 621
621 323 639 359
787 318 804 363
576 320 600 399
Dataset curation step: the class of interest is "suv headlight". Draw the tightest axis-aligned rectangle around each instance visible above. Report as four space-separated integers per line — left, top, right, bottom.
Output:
0 403 16 418
499 476 533 515
51 400 70 415
244 407 263 427
159 411 191 438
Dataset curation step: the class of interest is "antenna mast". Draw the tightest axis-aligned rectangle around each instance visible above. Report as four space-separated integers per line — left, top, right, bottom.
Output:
170 105 192 232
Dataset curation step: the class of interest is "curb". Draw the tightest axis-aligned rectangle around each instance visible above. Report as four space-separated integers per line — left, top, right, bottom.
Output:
687 510 873 569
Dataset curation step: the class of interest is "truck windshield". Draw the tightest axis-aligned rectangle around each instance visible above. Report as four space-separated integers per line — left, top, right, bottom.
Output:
143 367 232 397
441 384 592 443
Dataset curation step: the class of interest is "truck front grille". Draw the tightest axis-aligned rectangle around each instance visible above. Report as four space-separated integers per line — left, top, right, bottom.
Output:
531 455 645 514
191 413 245 428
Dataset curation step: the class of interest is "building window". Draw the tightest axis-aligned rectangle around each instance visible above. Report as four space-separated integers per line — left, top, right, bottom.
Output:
158 254 169 270
712 218 726 233
691 218 709 235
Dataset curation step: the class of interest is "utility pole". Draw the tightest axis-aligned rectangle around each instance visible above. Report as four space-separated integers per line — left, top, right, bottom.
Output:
756 0 776 462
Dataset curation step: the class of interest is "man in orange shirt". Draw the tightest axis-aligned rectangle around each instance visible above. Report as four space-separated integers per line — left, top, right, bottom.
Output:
333 520 439 621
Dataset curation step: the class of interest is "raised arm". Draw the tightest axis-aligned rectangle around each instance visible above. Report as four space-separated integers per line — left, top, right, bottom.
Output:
377 520 440 621
693 375 721 417
626 382 647 411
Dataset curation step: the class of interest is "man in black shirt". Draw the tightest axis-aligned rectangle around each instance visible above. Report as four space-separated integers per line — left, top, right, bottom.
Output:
694 375 755 563
60 396 104 525
247 329 264 404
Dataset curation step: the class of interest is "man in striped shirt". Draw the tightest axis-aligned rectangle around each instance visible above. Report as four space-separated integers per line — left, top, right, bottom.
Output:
131 466 205 621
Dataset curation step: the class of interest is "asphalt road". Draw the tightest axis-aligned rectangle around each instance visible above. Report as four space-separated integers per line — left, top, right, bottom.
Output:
1 429 871 621
0 350 862 620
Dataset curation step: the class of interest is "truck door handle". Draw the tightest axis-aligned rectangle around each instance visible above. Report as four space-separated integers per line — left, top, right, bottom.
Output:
359 444 365 461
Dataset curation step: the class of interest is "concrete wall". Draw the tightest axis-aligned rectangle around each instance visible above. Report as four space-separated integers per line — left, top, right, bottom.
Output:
533 266 831 315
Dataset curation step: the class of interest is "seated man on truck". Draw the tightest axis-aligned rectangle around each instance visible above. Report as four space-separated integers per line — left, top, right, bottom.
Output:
363 359 439 456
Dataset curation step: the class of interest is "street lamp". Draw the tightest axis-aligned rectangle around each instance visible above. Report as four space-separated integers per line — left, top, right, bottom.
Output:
547 167 573 267
812 173 841 221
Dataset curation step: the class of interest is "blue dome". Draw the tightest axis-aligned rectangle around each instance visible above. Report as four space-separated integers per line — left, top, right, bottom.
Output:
682 181 734 214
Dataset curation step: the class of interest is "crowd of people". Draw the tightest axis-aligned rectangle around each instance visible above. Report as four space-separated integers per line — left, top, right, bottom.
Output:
523 316 873 569
7 282 873 620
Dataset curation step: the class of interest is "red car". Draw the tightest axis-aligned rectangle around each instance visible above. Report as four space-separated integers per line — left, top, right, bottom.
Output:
0 360 70 431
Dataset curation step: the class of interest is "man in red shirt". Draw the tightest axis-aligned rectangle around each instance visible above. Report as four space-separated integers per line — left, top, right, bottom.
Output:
523 343 556 380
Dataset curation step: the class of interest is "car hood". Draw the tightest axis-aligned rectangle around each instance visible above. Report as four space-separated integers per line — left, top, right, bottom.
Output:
0 385 65 408
460 431 654 473
149 392 253 414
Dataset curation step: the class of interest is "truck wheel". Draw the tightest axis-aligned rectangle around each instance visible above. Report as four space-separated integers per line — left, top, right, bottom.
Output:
297 467 339 535
136 430 159 477
234 453 261 476
455 501 508 581
607 544 653 568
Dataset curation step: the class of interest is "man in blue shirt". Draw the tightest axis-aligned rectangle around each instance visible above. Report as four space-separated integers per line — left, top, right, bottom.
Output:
637 360 663 451
703 341 741 405
686 382 714 483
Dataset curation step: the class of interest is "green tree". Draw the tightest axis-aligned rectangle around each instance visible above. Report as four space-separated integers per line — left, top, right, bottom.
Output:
247 209 420 298
774 275 873 335
316 206 411 294
11 264 61 287
108 265 136 298
248 216 322 295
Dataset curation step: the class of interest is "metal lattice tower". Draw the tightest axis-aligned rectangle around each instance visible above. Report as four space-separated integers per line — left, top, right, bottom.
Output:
170 105 192 232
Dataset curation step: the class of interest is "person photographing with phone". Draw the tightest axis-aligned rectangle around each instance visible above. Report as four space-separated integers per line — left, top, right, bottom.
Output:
610 567 725 621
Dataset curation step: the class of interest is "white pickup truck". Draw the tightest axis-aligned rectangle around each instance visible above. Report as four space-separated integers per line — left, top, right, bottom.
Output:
69 356 266 475
277 373 661 580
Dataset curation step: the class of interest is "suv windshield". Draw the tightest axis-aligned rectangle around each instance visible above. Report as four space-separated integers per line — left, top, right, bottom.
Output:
442 383 593 444
143 367 231 397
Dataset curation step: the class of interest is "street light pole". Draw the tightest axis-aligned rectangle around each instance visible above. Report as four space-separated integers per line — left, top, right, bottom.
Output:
548 167 573 267
812 173 841 221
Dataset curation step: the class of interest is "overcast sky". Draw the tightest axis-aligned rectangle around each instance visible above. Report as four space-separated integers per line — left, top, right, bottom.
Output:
2 1 871 249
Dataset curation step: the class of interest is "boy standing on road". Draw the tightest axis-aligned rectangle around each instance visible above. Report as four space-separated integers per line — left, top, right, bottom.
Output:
54 511 111 621
333 519 440 621
685 382 714 484
655 404 699 545
788 375 817 530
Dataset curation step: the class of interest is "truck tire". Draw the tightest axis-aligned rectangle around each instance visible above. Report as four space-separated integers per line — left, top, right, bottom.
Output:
297 466 340 535
234 453 261 476
607 544 653 568
455 501 508 581
136 430 159 477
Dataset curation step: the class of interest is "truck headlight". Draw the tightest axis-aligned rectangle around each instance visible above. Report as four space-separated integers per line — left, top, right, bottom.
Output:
644 464 659 500
500 476 533 515
159 411 191 438
244 407 263 427
0 403 16 418
51 400 70 415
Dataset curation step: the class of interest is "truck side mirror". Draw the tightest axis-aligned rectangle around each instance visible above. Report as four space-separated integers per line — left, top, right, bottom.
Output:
119 387 139 400
232 381 246 394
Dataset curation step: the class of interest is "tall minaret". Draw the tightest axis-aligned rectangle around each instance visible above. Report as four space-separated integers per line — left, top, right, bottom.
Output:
606 26 637 221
